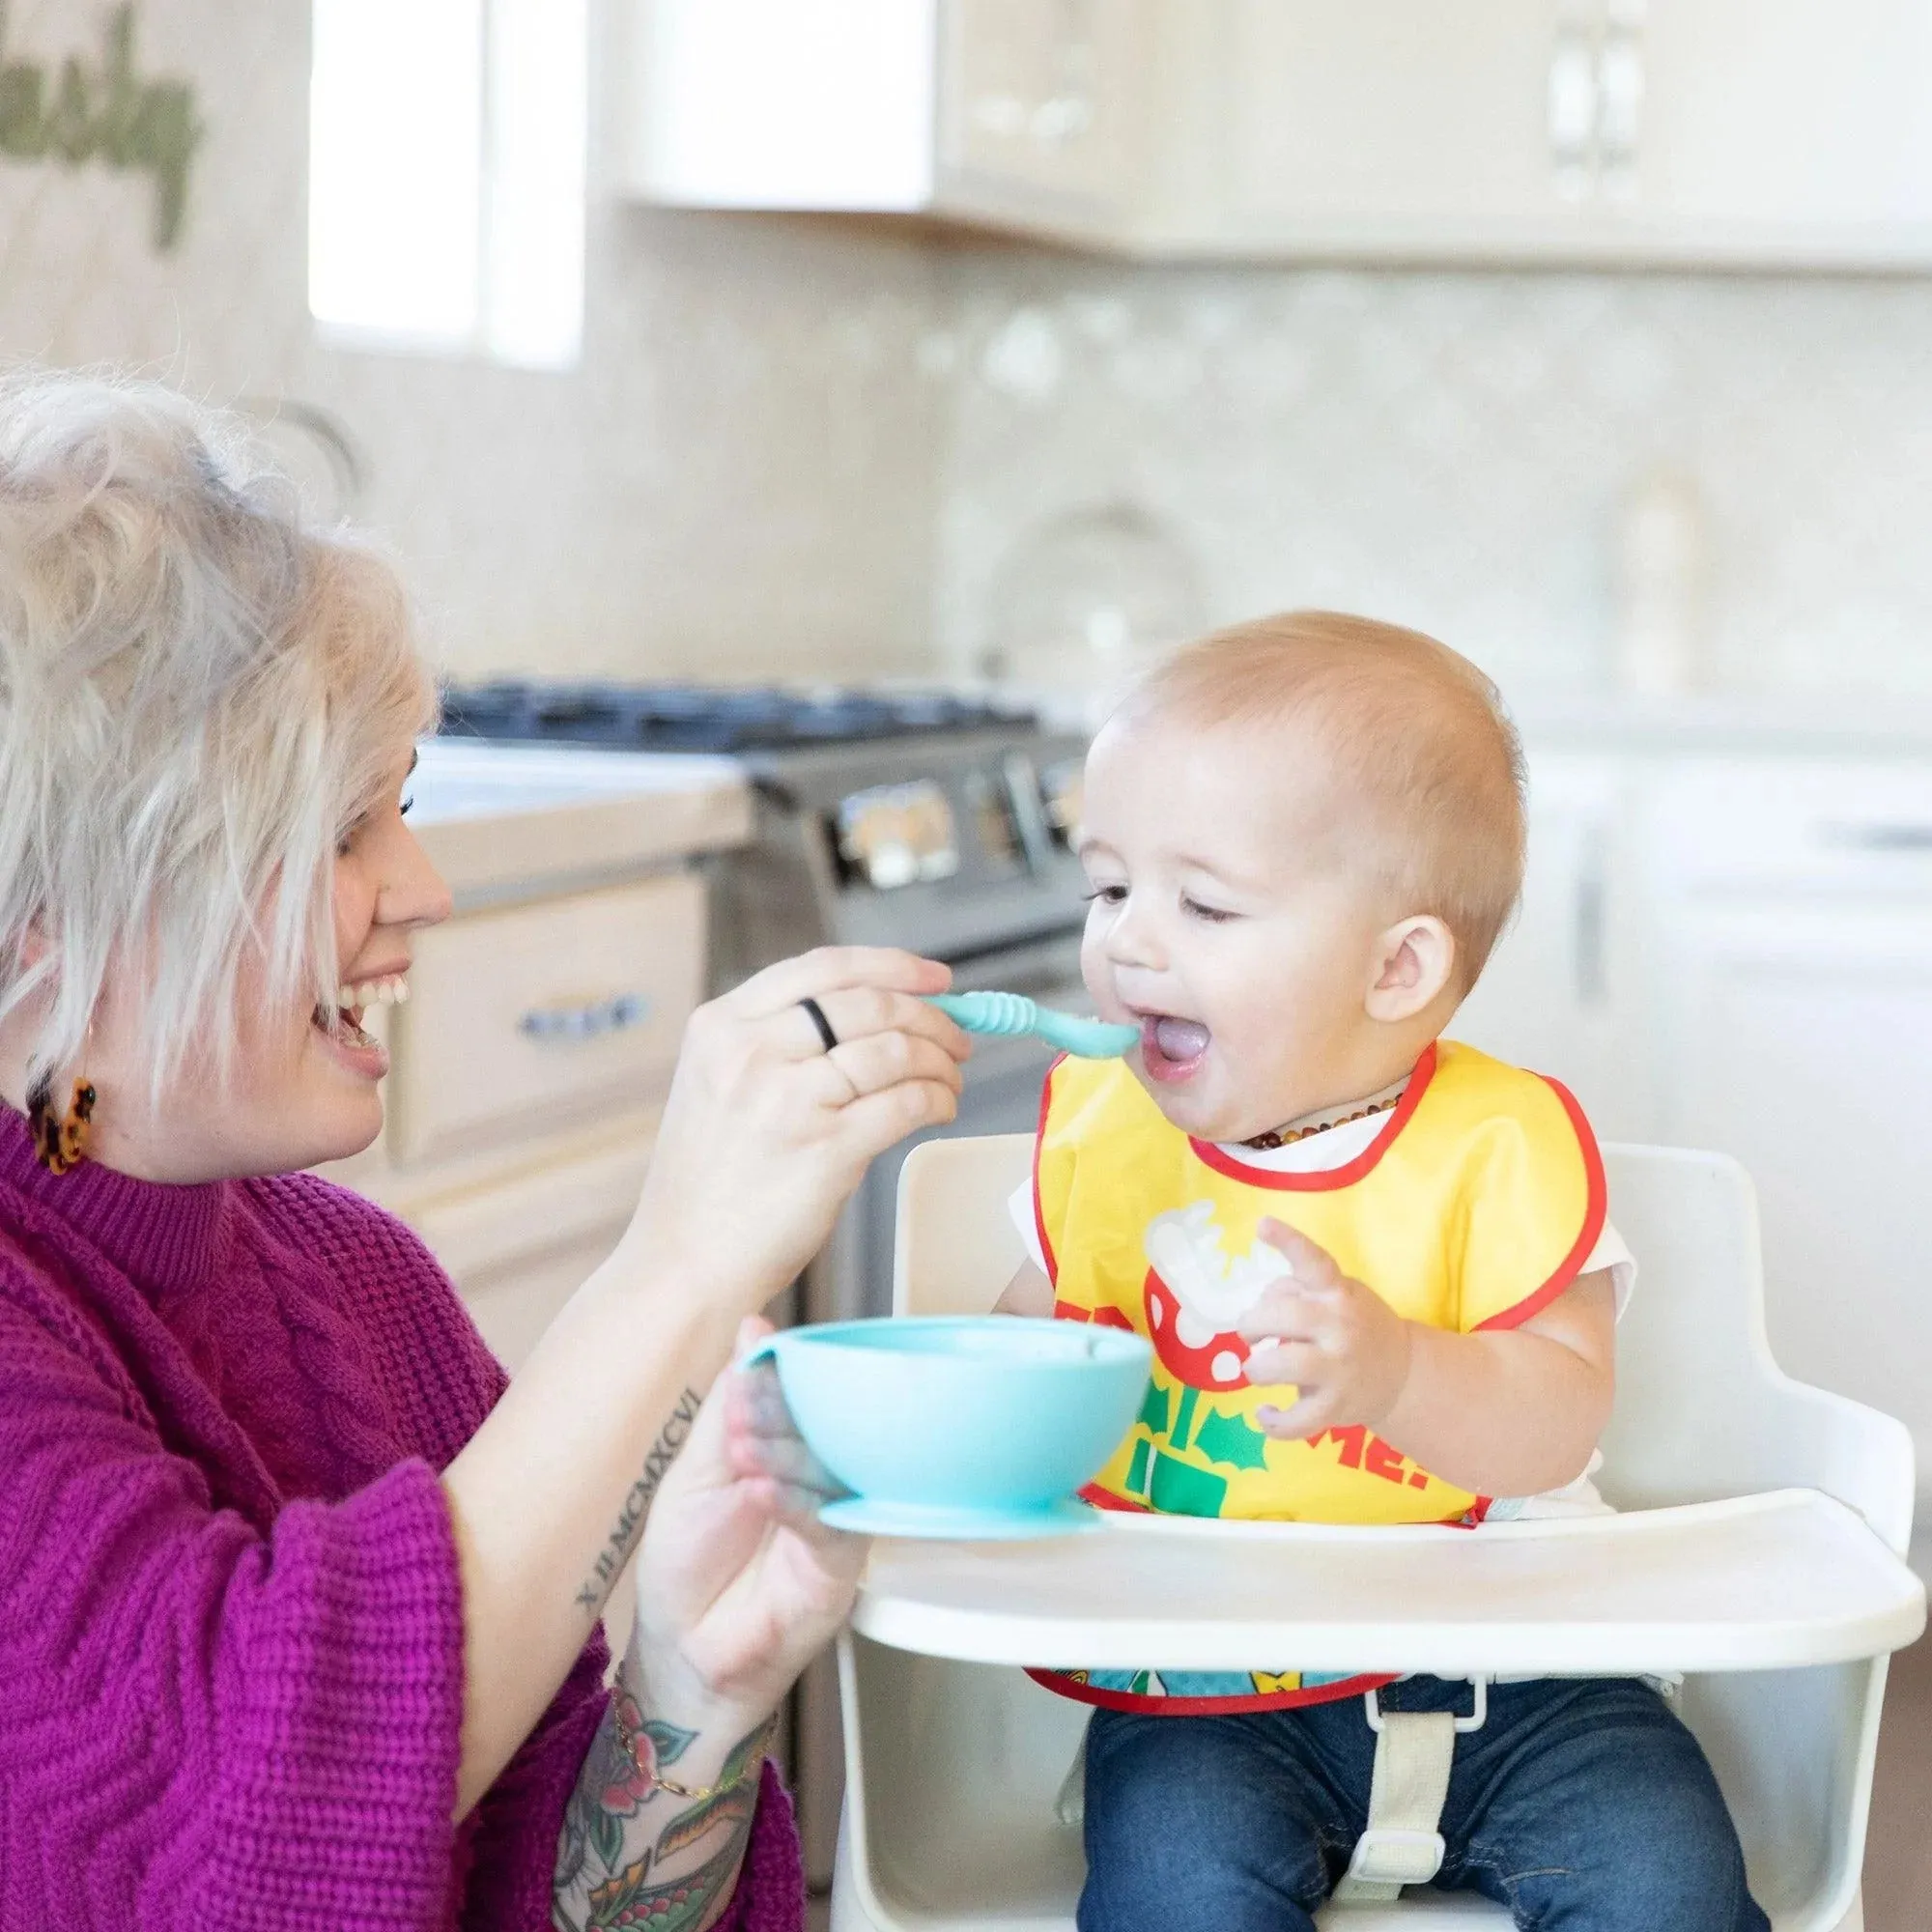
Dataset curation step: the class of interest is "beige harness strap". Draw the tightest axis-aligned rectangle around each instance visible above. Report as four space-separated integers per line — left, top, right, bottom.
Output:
1330 1681 1486 1905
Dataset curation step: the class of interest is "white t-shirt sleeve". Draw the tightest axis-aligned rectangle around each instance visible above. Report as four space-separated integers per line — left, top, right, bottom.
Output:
1581 1220 1636 1321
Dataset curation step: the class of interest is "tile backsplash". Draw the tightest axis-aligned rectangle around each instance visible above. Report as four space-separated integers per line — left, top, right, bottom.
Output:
931 253 1932 701
3 2 1932 699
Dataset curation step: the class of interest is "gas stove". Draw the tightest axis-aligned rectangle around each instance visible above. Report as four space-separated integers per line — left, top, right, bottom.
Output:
439 678 1037 754
438 678 1091 977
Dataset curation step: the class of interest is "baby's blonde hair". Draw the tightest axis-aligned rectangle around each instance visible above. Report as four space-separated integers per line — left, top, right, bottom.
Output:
1123 611 1527 987
0 369 437 1102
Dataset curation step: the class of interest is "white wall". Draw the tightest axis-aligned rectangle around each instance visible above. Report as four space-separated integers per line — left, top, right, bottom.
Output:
930 251 1932 702
0 0 945 685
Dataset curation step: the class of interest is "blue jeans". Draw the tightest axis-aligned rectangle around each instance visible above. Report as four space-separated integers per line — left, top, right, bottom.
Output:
1080 1676 1769 1931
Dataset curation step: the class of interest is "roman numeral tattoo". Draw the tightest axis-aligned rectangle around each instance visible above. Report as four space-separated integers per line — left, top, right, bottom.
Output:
574 1388 701 1615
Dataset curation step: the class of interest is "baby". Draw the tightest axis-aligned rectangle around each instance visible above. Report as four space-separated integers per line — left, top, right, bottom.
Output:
997 613 1767 1931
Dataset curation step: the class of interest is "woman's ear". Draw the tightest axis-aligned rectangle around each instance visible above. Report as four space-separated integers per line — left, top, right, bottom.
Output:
1365 915 1457 1024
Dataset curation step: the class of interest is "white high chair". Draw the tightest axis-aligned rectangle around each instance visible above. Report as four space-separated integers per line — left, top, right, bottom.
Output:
830 1137 1927 1932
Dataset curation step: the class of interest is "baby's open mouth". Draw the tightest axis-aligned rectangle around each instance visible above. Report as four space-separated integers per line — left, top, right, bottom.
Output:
1139 1012 1212 1083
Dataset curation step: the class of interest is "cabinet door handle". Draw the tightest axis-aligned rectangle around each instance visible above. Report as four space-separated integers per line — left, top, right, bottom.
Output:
1597 0 1646 199
1827 823 1932 852
518 992 650 1040
973 92 1027 141
1034 0 1098 148
1548 14 1598 200
1575 860 1607 1008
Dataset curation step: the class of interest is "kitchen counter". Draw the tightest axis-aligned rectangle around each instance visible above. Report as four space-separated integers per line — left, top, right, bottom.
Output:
409 739 753 908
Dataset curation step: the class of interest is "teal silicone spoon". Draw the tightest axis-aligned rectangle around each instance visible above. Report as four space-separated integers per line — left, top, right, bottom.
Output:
927 990 1140 1060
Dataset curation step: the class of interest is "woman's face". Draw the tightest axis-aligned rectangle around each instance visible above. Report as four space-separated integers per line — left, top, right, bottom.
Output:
91 742 453 1183
295 744 454 1170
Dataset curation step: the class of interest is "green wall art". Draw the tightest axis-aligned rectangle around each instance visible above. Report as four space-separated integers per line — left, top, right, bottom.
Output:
0 4 202 252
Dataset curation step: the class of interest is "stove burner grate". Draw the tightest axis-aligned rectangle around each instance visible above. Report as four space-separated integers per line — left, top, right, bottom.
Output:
438 680 1035 753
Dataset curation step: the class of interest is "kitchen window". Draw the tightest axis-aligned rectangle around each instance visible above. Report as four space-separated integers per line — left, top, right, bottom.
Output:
307 0 587 370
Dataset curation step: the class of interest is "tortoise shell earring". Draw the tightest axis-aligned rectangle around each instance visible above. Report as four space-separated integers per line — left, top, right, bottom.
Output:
26 1071 97 1175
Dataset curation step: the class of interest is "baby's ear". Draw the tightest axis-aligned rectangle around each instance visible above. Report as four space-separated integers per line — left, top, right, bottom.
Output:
1365 915 1457 1022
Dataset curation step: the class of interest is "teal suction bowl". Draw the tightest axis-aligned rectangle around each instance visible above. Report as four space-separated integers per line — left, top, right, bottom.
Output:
744 1317 1152 1538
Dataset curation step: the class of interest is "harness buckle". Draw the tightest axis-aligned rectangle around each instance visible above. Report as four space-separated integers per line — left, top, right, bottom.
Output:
1342 1825 1447 1889
1363 1676 1490 1735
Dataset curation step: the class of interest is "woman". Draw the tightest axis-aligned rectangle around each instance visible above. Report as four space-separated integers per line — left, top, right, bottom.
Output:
0 370 971 1929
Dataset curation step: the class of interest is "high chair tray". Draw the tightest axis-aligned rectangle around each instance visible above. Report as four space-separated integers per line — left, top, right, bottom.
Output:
851 1488 1926 1677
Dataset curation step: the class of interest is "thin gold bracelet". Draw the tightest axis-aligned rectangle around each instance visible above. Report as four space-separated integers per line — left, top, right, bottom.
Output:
615 1703 776 1804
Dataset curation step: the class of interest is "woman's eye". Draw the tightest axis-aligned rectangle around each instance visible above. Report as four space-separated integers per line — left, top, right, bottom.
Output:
1082 884 1127 906
399 794 414 818
1181 895 1236 923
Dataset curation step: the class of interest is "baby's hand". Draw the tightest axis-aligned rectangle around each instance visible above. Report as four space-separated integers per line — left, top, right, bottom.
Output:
1236 1221 1413 1439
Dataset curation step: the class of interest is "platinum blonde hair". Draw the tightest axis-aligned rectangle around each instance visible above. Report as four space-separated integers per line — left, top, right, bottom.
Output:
0 369 436 1102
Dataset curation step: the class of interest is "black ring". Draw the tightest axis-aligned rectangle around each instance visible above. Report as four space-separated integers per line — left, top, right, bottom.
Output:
798 996 838 1053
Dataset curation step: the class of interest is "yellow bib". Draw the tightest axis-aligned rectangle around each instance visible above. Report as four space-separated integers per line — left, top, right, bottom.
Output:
1036 1038 1605 1529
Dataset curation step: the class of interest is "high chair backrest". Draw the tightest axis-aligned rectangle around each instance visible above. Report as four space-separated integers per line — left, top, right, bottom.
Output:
891 1135 1915 1550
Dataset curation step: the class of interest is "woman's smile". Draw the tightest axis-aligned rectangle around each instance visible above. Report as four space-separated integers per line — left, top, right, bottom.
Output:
310 969 411 1083
310 1001 390 1080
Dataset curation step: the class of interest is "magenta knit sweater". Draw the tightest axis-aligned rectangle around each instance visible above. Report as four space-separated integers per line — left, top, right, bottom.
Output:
0 1109 806 1930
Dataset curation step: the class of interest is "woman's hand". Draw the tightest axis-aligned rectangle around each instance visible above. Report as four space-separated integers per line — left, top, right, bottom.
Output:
625 948 970 1317
631 1318 866 1727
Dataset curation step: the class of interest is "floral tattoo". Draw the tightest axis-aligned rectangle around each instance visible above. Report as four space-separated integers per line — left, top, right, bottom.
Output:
553 1702 769 1932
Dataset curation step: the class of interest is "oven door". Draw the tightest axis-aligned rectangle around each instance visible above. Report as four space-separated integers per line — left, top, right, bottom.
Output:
793 927 1089 1885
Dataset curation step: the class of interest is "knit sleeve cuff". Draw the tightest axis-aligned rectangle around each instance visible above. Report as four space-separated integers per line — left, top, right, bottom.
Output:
463 1645 609 1930
209 1457 467 1926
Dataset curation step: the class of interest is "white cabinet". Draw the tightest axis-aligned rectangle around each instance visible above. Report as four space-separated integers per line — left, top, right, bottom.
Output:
620 0 1932 267
1628 0 1932 262
615 0 1151 245
1658 898 1932 1465
389 872 704 1167
405 1123 662 1370
1632 758 1932 1470
1451 754 1644 1141
1190 0 1932 265
1456 741 1932 1486
1209 0 1585 255
937 0 1151 231
319 860 712 1366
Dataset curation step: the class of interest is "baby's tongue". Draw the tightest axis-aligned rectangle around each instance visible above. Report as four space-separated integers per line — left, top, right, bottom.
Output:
1151 1016 1211 1064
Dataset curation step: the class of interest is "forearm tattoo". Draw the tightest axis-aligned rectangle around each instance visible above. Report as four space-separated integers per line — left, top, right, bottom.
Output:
575 1388 701 1615
553 1694 769 1932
